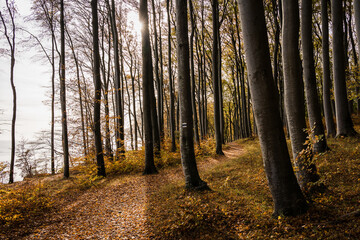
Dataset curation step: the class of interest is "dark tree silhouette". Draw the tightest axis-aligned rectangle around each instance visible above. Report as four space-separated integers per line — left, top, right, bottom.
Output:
238 0 307 217
176 0 208 190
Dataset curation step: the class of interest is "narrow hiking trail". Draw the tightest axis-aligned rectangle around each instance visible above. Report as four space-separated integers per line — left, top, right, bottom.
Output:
16 142 243 240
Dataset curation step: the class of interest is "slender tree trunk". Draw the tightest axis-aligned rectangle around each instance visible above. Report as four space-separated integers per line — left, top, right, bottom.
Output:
176 0 208 190
201 0 208 137
167 0 176 152
106 0 125 157
51 26 56 174
125 75 134 150
189 0 200 146
100 20 113 158
321 0 336 137
331 0 357 137
140 0 158 174
158 4 165 142
354 0 360 114
132 60 138 150
301 0 328 153
282 0 319 189
238 0 307 217
212 0 224 155
91 0 106 177
60 0 70 179
66 29 87 156
151 0 163 140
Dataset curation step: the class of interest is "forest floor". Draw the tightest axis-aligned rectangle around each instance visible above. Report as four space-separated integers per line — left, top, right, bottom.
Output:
1 126 360 239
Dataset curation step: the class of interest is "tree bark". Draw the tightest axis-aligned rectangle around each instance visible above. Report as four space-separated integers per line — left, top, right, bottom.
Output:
321 0 336 137
91 0 106 177
282 0 319 189
66 28 87 157
189 0 200 146
176 0 208 190
354 0 360 114
106 0 125 157
0 1 16 183
238 0 307 217
331 0 357 137
151 0 163 141
60 0 70 179
301 0 328 153
140 0 158 175
167 0 176 152
212 0 224 155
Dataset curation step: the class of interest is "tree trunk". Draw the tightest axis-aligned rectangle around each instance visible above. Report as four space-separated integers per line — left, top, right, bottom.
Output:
60 0 70 179
212 0 224 155
201 0 208 137
331 0 357 137
132 60 138 151
176 0 208 190
167 0 176 152
66 28 87 156
107 0 125 157
100 20 113 158
91 0 106 177
140 0 158 175
354 0 360 114
282 0 319 189
151 0 163 141
51 31 55 174
301 0 328 153
238 0 307 217
189 0 200 146
321 0 336 137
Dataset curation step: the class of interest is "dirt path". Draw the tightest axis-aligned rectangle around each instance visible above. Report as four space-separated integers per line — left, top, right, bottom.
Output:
20 142 243 240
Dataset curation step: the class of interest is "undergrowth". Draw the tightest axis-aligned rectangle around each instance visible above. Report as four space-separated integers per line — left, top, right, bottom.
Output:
0 182 53 227
146 137 360 239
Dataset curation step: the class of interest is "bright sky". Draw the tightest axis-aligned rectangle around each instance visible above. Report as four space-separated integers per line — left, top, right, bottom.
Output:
0 0 51 176
0 1 143 182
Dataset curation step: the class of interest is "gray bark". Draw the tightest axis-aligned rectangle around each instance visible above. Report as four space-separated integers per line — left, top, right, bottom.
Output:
91 0 106 177
151 0 163 142
321 0 336 137
0 1 16 183
106 0 125 157
189 0 200 146
331 0 357 136
354 0 360 114
140 0 158 174
238 0 307 217
176 0 208 190
212 0 224 155
167 0 176 152
282 0 319 189
301 0 328 153
60 0 70 178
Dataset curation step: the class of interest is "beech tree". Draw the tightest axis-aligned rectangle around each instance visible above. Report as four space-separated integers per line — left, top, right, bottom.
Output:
105 0 125 157
212 0 224 155
59 0 70 178
91 0 106 177
354 0 360 113
321 0 336 137
238 0 307 217
176 0 208 190
282 0 319 189
301 0 328 153
331 0 357 137
141 0 158 174
167 0 176 152
0 0 17 183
